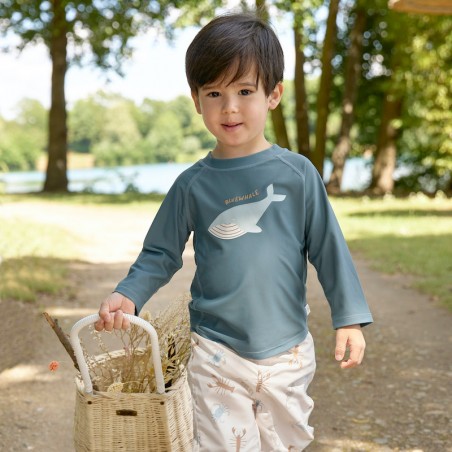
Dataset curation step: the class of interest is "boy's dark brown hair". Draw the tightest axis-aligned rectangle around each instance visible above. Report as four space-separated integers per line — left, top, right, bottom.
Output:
185 12 284 96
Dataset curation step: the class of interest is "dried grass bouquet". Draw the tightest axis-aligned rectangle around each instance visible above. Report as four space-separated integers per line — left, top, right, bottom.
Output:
82 297 191 394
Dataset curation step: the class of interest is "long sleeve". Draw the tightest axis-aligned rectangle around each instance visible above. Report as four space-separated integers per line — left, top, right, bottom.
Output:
304 160 373 329
114 179 192 313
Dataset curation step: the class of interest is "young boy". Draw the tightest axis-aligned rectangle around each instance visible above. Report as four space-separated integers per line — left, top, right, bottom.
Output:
95 12 373 451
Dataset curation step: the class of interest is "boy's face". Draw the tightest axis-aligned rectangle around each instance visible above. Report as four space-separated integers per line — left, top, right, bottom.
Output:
191 66 283 158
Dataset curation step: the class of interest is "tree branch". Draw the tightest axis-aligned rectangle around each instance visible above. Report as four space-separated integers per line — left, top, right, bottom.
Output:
43 312 79 371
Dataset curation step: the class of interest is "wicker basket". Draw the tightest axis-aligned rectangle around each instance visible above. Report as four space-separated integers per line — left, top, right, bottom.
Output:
70 314 193 451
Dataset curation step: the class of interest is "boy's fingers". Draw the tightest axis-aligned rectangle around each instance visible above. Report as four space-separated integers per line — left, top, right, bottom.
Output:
335 333 347 361
340 359 356 369
95 302 110 331
340 347 363 368
122 314 131 330
95 294 134 332
94 319 104 332
335 325 366 368
113 310 123 330
339 339 366 369
340 353 359 369
98 301 112 323
98 301 115 331
335 345 346 361
349 344 362 365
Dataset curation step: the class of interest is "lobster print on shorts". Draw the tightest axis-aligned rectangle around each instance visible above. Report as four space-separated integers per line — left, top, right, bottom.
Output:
207 375 236 395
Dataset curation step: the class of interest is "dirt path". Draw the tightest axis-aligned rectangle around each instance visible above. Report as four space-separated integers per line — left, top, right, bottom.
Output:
1 201 451 452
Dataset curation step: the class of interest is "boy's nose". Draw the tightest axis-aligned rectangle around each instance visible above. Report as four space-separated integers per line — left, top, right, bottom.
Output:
222 96 239 114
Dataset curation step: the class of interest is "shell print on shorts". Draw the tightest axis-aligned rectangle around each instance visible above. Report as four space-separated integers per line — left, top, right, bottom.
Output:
208 349 227 367
208 184 286 240
211 403 230 422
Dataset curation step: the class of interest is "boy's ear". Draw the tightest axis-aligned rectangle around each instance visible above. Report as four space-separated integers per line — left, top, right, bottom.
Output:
191 91 202 114
268 83 284 111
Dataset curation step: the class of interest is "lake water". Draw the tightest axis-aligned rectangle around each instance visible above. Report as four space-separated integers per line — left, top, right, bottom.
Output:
0 158 372 194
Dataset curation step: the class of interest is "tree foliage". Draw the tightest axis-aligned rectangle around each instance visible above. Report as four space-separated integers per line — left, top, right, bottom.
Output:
395 14 452 192
0 0 219 70
353 3 452 193
0 0 224 191
1 1 450 194
276 0 452 193
0 100 47 171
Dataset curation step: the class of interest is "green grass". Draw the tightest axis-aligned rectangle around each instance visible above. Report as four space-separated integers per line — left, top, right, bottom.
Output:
1 191 165 207
0 191 163 302
331 194 452 310
2 192 451 311
1 257 69 302
0 218 78 302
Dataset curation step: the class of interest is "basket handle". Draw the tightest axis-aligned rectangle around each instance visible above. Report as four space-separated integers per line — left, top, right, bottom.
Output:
69 313 165 395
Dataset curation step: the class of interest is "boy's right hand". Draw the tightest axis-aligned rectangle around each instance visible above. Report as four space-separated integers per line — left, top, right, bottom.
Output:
94 292 136 332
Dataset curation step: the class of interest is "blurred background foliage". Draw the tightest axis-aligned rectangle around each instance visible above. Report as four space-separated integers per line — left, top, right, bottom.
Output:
0 0 450 194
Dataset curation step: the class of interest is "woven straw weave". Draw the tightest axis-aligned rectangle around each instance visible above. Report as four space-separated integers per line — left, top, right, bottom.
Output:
73 356 193 451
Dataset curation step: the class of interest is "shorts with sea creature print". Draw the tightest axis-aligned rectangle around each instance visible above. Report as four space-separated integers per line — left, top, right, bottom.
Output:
187 331 316 451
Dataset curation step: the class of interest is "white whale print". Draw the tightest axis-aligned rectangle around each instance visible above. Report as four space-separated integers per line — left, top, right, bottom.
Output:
208 184 286 240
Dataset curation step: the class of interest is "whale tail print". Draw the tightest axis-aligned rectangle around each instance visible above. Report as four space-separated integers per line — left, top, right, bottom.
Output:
208 184 286 240
266 184 286 202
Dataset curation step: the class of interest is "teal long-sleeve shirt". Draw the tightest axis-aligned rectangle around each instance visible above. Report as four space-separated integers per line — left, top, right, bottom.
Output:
115 145 373 359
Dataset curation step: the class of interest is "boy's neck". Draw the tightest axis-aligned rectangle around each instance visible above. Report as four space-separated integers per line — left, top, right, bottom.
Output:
212 139 273 160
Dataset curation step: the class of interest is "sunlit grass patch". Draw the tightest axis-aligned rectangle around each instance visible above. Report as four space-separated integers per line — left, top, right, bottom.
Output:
1 191 165 208
0 218 77 259
0 257 69 302
2 192 451 310
0 219 78 302
331 195 452 310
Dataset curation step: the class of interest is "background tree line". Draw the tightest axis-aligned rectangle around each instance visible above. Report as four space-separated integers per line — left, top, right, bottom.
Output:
1 0 451 194
0 90 249 168
0 92 217 168
69 92 216 166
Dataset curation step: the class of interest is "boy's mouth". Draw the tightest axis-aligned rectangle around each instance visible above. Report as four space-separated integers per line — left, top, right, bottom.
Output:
222 122 242 131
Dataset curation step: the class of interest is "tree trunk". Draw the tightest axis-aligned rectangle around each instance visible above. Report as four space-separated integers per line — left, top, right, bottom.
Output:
447 177 452 195
294 20 310 158
44 0 68 192
327 7 366 193
370 93 403 194
256 0 291 150
312 0 340 177
270 106 291 149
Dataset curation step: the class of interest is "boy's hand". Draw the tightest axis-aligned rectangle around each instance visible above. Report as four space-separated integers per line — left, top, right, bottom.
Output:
94 292 136 332
335 324 366 369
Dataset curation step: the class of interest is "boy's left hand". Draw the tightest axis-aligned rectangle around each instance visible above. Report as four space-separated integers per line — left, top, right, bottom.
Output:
335 324 366 369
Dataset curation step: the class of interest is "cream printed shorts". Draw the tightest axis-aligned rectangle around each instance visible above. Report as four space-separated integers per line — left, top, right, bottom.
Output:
187 331 316 451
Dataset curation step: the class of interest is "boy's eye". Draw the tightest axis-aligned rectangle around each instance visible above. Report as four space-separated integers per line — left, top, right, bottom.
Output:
239 89 252 96
207 91 220 98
